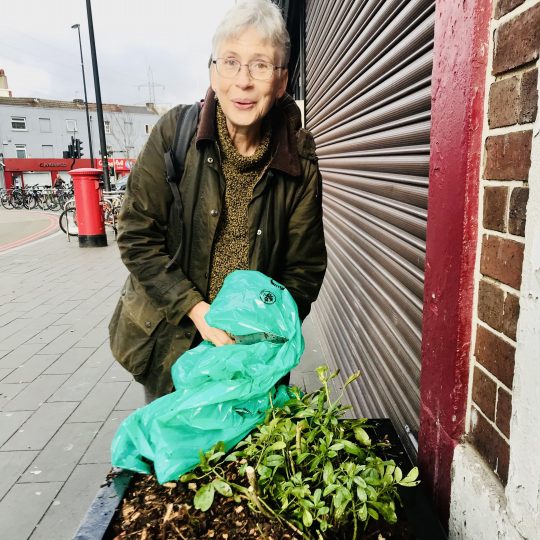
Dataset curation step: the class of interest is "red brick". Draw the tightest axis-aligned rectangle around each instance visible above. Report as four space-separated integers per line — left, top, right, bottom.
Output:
475 325 515 388
519 68 538 124
483 187 508 231
488 76 520 127
496 387 512 438
495 0 526 19
480 235 524 289
502 293 520 341
478 279 505 332
472 367 497 420
508 187 529 236
484 131 533 181
470 408 510 484
493 4 540 74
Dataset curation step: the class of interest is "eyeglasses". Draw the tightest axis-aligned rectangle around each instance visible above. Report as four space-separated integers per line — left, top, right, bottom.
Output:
212 58 285 81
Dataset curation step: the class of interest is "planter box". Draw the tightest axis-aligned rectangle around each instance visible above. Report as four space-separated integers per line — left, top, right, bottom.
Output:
74 419 447 540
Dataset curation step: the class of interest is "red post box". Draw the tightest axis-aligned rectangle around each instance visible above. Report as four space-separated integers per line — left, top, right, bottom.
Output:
69 168 107 247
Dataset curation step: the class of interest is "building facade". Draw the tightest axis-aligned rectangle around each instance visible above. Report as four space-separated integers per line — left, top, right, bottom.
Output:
0 97 159 163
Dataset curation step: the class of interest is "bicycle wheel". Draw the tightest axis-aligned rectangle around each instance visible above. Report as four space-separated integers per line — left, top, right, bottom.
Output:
59 208 79 236
0 191 11 209
23 193 37 210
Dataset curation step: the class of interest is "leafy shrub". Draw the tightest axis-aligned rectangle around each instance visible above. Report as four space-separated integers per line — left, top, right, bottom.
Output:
181 366 419 539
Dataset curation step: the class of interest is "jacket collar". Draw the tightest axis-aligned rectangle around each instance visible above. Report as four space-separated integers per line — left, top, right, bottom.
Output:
196 87 302 177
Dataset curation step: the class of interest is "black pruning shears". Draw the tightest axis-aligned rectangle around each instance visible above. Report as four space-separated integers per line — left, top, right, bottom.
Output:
229 331 288 345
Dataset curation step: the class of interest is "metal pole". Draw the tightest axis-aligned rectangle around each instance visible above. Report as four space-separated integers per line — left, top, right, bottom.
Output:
71 23 94 167
85 0 110 190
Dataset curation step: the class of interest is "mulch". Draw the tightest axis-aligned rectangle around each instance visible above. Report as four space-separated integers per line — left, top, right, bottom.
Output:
107 463 415 540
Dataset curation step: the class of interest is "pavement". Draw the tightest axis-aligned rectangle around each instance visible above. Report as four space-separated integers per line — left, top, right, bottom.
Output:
0 208 324 540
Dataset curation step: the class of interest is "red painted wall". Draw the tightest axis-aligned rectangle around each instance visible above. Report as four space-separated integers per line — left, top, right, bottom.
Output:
419 0 492 526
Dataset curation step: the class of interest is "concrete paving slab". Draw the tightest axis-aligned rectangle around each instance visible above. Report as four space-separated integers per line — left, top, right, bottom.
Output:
2 402 77 451
0 450 38 500
19 422 101 483
2 354 59 384
0 368 13 381
43 347 95 376
0 344 45 369
0 382 28 410
0 410 33 446
100 360 133 383
48 361 113 403
115 380 145 411
0 482 63 540
3 374 69 411
80 409 133 464
28 324 71 346
29 463 111 540
68 381 129 423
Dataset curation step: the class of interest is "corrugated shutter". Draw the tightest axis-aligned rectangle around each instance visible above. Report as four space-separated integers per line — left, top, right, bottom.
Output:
305 0 435 455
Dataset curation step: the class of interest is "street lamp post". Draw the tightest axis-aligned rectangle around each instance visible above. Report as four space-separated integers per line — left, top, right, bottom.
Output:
71 23 94 167
85 0 110 191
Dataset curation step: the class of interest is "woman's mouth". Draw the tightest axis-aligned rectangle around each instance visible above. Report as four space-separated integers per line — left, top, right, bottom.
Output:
232 99 256 110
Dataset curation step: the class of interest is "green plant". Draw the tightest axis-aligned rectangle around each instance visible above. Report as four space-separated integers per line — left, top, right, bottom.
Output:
180 366 419 540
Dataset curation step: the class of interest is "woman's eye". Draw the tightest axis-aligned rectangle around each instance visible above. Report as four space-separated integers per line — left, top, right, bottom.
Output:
224 58 238 67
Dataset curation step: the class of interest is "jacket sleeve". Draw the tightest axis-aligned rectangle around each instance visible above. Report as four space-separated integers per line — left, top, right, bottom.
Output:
280 157 327 321
116 106 204 326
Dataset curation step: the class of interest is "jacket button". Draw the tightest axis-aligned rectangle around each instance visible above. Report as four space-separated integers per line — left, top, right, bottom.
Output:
121 290 126 296
257 229 262 236
144 321 151 328
210 209 218 217
207 157 214 164
185 331 192 338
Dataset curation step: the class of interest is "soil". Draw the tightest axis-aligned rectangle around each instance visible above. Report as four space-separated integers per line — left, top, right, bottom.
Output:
107 462 415 540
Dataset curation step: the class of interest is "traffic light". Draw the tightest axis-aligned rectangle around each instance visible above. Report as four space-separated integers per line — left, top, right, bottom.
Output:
75 139 84 158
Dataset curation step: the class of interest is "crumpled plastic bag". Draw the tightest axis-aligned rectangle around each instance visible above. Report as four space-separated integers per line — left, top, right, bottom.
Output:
110 270 304 483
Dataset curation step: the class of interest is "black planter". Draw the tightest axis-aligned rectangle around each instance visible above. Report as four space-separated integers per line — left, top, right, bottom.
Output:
74 419 447 540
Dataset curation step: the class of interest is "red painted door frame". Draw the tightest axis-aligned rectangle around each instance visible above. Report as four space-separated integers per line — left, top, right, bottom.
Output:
419 0 493 526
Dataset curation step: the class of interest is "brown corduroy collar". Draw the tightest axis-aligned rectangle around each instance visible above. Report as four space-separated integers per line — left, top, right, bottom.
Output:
196 87 302 177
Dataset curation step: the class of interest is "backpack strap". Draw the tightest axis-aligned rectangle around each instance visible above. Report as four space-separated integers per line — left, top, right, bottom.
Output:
164 102 200 270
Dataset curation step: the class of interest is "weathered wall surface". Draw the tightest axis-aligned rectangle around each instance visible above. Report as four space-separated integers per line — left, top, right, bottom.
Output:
450 1 539 537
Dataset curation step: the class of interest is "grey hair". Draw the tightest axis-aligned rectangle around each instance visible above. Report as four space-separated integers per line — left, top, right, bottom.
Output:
212 0 291 66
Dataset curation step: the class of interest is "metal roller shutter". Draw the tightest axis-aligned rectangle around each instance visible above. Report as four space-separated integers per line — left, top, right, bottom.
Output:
305 0 435 456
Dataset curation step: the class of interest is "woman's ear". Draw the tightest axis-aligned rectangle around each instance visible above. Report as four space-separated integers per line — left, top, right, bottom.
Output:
277 69 289 98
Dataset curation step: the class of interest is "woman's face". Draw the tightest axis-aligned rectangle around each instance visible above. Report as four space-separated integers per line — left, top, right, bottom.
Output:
211 26 288 136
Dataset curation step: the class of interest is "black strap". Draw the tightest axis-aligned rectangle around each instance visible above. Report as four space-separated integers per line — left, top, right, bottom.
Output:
164 102 200 270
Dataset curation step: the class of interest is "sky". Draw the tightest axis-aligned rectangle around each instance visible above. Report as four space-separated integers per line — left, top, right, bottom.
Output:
0 0 236 107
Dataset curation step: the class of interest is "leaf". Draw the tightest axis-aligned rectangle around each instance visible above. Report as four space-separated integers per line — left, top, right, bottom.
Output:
257 464 272 480
323 483 338 497
212 479 232 497
316 365 328 382
323 461 334 483
367 507 379 520
393 466 403 483
265 454 285 467
208 451 225 463
329 443 344 451
343 371 361 387
302 508 314 528
356 486 367 503
353 426 371 446
313 488 322 505
180 472 197 482
402 467 419 483
268 441 287 451
358 503 368 522
194 483 215 512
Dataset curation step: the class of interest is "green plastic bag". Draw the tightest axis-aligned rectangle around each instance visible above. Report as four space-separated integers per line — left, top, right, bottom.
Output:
110 270 304 483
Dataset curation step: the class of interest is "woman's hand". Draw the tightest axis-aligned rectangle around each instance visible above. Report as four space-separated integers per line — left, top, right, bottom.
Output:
187 301 235 347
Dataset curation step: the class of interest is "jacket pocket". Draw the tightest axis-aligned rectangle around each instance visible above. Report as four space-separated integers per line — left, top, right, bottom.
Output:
108 278 165 380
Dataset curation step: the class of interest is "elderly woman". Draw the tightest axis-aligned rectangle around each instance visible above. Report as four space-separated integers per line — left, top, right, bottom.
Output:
109 0 326 401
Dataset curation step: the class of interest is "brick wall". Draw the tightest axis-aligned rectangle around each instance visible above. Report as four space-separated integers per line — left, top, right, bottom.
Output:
470 0 539 485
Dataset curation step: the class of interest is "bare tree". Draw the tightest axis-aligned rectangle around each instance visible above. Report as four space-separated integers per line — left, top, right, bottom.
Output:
106 112 136 158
